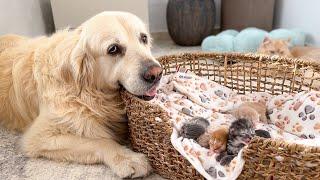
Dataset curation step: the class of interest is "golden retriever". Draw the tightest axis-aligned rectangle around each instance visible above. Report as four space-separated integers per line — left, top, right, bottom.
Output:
0 11 163 178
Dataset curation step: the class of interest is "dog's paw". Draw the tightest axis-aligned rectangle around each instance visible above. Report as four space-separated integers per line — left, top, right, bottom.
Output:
110 151 152 178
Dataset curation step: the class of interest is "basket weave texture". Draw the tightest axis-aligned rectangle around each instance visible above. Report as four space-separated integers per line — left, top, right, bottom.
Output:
122 53 320 179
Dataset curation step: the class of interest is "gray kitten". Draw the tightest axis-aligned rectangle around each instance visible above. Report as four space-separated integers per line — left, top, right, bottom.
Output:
180 117 210 140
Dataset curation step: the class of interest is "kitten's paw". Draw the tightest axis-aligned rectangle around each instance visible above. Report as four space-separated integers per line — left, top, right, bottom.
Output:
216 151 226 162
220 155 236 166
109 151 152 178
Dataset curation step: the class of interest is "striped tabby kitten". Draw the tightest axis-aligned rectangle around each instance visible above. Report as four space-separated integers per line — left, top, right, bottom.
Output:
217 118 255 166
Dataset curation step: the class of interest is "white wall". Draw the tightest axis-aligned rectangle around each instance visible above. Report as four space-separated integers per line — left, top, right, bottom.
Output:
0 0 54 36
274 0 320 46
0 0 220 36
51 0 149 30
148 0 168 32
149 0 221 33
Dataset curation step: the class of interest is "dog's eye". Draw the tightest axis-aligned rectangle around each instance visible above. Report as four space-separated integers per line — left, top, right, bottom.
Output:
140 33 148 44
107 44 121 55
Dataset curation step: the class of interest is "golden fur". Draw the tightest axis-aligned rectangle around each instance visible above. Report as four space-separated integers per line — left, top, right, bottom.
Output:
228 102 269 125
258 37 320 63
257 37 320 91
197 126 229 153
209 127 229 153
257 37 293 57
0 12 160 178
291 46 320 63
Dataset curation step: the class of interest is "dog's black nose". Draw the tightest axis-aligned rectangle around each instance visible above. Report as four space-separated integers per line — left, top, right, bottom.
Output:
143 64 163 84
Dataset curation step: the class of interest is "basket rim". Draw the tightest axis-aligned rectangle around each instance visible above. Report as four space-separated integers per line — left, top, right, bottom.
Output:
157 52 320 70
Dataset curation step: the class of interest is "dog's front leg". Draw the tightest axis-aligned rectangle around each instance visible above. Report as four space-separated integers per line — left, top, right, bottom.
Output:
22 117 152 178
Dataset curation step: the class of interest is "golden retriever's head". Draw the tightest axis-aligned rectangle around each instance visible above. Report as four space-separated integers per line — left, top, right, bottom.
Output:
70 12 162 100
257 37 293 57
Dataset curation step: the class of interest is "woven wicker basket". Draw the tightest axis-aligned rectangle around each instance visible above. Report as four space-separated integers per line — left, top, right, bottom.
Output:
122 53 320 179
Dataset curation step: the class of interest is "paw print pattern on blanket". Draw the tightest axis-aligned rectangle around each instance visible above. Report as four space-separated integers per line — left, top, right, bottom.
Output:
269 91 320 139
151 72 320 180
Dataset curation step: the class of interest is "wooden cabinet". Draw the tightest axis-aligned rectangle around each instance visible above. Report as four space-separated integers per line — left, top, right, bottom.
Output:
221 0 275 31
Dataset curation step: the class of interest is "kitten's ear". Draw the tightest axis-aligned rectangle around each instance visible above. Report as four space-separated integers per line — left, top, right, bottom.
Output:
263 36 271 44
285 37 291 45
229 128 234 134
287 37 291 42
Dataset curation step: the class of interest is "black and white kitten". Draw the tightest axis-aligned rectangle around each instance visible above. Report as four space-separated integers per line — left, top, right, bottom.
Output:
217 118 255 165
217 118 271 166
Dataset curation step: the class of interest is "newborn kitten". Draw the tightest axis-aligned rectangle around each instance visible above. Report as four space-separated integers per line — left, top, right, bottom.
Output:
198 126 229 153
217 118 255 166
228 102 269 125
180 117 210 140
257 37 293 57
257 37 320 90
208 127 229 153
198 101 268 153
217 119 271 166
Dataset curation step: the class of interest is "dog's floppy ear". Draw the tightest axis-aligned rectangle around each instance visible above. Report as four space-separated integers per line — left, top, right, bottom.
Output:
74 25 83 34
70 40 96 93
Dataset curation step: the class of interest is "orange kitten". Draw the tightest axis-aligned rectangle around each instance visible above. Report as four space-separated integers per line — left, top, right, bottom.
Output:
198 126 229 153
258 37 320 63
208 127 229 153
257 37 293 57
257 37 320 90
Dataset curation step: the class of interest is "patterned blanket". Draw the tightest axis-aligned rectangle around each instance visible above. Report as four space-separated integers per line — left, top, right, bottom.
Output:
151 71 320 180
